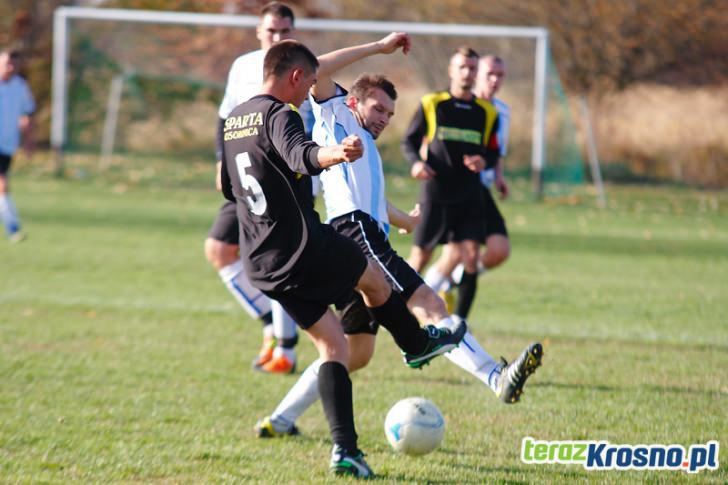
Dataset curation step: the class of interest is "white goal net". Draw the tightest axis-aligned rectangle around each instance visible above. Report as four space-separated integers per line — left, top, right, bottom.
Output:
52 7 581 193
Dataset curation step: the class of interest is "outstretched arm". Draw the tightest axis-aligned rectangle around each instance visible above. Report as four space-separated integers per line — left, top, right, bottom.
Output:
388 201 421 235
318 134 364 169
312 32 411 100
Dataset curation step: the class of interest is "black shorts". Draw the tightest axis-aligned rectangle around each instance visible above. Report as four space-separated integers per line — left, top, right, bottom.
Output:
261 225 368 330
0 153 12 175
330 210 425 335
482 186 508 241
414 197 486 250
207 200 239 244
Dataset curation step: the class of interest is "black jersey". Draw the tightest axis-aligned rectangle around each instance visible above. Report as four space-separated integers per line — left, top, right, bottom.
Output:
221 94 323 291
401 91 500 204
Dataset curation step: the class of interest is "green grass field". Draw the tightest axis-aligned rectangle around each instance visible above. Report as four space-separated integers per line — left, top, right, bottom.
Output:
2 157 727 483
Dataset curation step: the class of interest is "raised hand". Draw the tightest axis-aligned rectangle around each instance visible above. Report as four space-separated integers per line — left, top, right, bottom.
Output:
377 32 411 55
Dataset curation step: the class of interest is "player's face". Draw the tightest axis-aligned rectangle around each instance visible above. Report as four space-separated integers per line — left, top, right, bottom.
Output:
449 53 478 91
257 14 295 50
353 88 395 140
0 53 17 81
476 59 505 99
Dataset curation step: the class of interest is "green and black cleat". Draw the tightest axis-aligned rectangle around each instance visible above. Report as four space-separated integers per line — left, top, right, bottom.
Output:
402 320 467 369
329 444 374 479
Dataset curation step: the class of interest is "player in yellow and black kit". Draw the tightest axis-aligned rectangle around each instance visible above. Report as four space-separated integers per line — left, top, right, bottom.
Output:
402 46 500 322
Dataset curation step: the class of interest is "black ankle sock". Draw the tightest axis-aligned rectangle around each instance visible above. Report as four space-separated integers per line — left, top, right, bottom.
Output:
278 335 298 348
367 292 427 355
260 312 273 326
318 361 358 452
455 271 478 319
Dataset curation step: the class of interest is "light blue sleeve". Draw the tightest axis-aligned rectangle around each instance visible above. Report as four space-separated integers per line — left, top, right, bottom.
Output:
309 84 347 144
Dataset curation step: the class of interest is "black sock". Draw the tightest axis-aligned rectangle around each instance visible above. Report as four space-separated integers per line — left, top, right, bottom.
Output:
260 312 273 326
318 361 358 453
367 292 427 355
279 335 298 348
455 271 478 319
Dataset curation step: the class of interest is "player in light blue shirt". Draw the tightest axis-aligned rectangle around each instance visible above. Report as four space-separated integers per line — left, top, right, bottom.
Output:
0 48 35 242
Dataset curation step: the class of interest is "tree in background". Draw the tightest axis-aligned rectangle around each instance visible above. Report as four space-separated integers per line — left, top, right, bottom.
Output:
6 0 727 185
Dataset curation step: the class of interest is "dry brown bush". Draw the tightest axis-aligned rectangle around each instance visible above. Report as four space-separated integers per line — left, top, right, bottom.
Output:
583 84 728 186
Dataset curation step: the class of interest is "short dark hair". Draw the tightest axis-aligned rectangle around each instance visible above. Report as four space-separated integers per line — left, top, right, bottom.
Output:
452 45 479 60
0 48 20 59
349 73 397 102
263 39 319 80
260 2 295 23
481 54 504 66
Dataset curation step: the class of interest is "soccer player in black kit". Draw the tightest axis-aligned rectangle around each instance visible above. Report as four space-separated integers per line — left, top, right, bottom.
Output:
404 46 500 321
220 40 466 478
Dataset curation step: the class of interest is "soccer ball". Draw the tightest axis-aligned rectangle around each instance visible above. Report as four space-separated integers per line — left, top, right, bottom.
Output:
384 397 445 456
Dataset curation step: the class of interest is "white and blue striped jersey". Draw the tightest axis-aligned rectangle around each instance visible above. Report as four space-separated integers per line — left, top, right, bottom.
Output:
311 87 389 230
481 97 510 187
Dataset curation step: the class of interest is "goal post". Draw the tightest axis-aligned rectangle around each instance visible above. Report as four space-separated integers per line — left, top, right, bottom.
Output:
51 6 552 194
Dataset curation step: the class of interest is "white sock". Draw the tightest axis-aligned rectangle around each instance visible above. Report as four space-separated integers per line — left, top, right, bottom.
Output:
272 345 295 363
263 323 274 339
435 316 457 330
271 300 297 341
270 358 322 430
0 194 21 235
451 263 486 285
451 263 465 285
218 260 272 319
424 266 450 292
445 331 502 393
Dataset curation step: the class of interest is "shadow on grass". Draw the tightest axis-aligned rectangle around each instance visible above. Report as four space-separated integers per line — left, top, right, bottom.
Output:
489 329 728 352
375 460 587 484
388 374 474 387
534 380 728 397
369 471 498 484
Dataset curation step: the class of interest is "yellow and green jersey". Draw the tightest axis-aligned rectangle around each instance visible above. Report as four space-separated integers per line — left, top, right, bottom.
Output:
401 90 500 204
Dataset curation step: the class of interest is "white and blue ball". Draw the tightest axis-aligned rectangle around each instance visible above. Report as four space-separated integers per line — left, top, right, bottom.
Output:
384 397 445 456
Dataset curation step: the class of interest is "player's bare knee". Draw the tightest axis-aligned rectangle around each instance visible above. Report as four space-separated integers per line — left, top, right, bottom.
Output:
312 332 349 366
494 245 510 265
408 246 432 273
458 241 480 273
442 243 461 265
356 262 391 306
408 285 447 323
484 236 510 268
204 237 238 269
348 347 373 372
462 253 479 273
347 334 376 372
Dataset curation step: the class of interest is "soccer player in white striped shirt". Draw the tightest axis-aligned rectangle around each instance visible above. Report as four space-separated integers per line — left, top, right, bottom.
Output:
256 41 541 439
